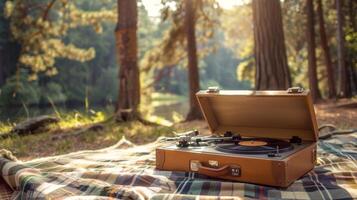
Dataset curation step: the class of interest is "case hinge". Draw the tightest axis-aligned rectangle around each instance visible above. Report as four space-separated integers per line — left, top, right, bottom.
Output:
206 86 220 93
287 87 304 93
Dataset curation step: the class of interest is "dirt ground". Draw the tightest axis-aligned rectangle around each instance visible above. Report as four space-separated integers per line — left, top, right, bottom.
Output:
314 99 356 128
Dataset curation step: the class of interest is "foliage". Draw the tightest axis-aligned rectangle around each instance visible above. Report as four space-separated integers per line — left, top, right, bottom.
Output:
2 0 249 107
221 2 254 85
0 71 41 106
4 0 116 79
1 0 119 106
283 0 308 89
0 71 66 106
57 110 106 128
201 32 251 90
0 1 20 85
222 0 356 96
0 122 12 134
141 0 221 90
90 67 118 104
346 28 357 79
1 0 355 120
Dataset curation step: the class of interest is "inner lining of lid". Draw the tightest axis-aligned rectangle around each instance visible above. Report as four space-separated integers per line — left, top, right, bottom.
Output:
198 95 316 141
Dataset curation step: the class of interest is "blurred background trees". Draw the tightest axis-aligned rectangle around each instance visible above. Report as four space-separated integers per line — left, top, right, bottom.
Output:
252 0 291 90
306 0 321 101
141 0 220 121
316 0 336 98
0 0 356 123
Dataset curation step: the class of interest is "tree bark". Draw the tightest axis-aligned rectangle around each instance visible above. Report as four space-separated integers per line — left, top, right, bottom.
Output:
252 0 291 90
185 0 203 121
348 0 356 31
0 46 4 86
316 0 336 98
336 0 351 97
115 0 140 121
347 0 357 93
306 0 321 102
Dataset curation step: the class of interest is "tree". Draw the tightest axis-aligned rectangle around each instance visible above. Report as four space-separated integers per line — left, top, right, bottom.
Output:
316 0 336 98
115 0 140 121
252 0 291 90
306 0 321 101
336 0 351 97
347 0 356 31
4 0 116 80
185 0 202 121
221 4 255 86
346 0 357 94
141 0 220 121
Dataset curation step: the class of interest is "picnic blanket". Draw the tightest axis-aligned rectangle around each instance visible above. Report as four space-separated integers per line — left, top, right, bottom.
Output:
0 134 356 200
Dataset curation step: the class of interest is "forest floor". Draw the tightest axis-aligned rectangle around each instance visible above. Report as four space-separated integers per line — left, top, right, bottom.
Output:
0 99 356 161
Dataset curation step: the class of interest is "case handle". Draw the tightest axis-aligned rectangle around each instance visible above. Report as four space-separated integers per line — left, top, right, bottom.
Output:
198 164 231 177
190 160 241 177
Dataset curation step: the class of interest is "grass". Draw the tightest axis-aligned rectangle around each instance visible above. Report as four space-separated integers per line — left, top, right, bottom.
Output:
0 111 175 160
150 92 186 107
0 92 187 160
0 122 12 135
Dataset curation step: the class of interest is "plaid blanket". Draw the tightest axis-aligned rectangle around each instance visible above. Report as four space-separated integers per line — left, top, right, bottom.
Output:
1 134 356 200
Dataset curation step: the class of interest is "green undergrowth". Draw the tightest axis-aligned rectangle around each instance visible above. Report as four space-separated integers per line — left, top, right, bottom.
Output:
0 112 175 160
0 122 12 135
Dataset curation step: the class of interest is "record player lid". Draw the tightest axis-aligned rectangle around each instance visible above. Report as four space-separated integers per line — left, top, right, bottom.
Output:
196 89 318 141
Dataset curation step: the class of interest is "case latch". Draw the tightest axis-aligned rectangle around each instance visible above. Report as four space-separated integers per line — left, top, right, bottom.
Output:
207 86 220 93
287 87 304 93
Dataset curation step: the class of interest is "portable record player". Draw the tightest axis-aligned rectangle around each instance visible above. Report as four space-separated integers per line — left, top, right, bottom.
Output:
156 87 318 187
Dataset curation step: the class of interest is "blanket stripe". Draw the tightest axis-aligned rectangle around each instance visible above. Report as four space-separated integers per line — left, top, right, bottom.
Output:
1 134 356 200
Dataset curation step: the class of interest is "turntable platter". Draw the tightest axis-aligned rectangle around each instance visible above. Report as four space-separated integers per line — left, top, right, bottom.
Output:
215 138 293 154
238 141 267 147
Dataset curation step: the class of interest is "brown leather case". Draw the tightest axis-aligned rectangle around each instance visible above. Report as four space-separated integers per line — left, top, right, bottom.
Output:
156 89 318 187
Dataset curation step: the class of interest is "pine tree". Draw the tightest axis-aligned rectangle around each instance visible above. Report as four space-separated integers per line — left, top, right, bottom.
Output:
4 0 116 80
185 0 202 121
336 0 351 97
306 0 321 101
115 0 140 121
252 0 291 90
316 0 336 98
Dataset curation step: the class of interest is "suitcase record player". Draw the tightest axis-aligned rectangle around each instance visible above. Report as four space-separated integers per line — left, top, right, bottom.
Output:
156 87 318 187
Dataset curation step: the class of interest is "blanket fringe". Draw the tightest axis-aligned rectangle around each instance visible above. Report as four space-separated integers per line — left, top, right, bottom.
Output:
108 136 135 149
0 149 18 161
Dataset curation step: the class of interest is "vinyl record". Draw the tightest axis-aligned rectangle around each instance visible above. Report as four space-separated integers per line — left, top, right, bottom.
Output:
215 138 293 154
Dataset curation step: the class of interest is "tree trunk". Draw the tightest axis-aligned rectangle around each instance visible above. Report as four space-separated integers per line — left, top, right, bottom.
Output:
252 0 291 90
0 46 4 86
305 0 321 102
185 0 202 121
347 0 357 93
115 0 140 121
336 0 351 97
348 0 356 31
316 0 336 98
